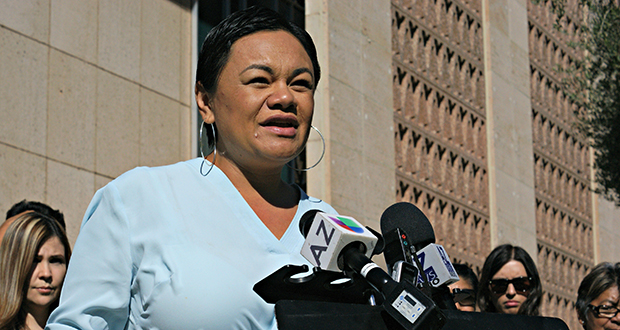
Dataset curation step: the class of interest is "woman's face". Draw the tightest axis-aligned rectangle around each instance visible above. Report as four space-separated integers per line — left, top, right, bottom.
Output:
583 285 620 330
198 30 315 171
448 279 476 312
25 236 67 313
490 260 530 314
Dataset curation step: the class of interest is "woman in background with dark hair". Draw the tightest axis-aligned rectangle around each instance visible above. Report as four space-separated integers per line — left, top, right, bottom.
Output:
575 262 620 330
448 263 479 312
47 6 335 330
0 212 71 330
478 244 542 316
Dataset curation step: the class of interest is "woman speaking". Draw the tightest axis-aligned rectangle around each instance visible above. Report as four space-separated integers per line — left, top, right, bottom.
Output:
47 6 335 330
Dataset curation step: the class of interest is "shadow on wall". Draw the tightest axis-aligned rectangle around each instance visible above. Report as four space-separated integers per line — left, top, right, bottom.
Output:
169 0 195 10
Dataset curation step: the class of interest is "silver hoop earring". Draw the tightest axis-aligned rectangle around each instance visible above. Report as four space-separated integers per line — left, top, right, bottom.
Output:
286 125 325 172
199 122 217 177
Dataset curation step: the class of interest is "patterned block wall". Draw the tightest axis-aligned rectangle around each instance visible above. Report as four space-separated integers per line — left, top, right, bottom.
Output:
391 0 489 272
393 0 594 326
528 0 594 327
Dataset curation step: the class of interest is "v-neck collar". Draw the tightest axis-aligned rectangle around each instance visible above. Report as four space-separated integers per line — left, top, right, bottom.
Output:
190 158 306 254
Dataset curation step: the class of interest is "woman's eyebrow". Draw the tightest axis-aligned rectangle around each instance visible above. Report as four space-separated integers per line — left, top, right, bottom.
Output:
292 67 313 80
240 65 313 80
241 64 273 74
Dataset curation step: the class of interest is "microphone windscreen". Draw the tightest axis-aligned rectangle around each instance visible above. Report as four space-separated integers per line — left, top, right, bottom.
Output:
299 209 322 237
380 202 435 249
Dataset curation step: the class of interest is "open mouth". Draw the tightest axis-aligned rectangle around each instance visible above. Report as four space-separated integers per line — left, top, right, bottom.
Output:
261 118 299 128
260 117 299 137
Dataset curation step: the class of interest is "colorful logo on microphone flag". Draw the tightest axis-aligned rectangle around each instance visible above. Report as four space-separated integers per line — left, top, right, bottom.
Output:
330 216 365 233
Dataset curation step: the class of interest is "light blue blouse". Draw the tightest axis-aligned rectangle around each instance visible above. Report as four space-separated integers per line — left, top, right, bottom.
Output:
46 158 336 330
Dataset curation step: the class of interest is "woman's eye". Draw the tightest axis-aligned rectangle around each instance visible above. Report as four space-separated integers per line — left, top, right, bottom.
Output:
50 256 66 264
249 77 269 85
291 79 313 90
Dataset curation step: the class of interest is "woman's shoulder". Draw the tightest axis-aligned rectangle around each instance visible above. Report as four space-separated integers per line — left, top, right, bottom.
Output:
105 158 203 189
82 159 206 225
87 159 207 212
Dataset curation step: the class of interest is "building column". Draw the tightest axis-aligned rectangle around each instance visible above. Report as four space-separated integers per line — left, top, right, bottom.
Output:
305 0 395 229
481 0 538 257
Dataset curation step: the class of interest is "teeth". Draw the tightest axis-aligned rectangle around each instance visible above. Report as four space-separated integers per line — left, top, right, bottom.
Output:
265 121 295 127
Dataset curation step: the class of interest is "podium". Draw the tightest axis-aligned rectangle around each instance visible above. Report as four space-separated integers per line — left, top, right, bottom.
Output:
254 265 569 330
274 300 569 330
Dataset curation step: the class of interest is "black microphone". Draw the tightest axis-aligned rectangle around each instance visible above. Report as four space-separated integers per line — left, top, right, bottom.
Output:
381 202 434 296
299 209 321 238
380 202 435 254
299 211 446 330
380 202 459 310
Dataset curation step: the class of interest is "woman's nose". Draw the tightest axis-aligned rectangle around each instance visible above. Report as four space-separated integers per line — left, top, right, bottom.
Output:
505 283 517 297
267 82 295 111
38 262 52 281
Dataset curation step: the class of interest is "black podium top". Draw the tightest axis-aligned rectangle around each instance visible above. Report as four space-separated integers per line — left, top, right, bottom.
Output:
275 300 570 330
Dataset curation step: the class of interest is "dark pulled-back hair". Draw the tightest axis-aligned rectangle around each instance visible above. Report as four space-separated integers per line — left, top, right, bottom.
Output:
576 262 620 326
453 263 479 294
6 200 65 230
478 244 542 316
195 6 320 95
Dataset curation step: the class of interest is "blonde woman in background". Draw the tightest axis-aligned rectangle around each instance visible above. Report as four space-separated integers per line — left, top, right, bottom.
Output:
0 213 71 330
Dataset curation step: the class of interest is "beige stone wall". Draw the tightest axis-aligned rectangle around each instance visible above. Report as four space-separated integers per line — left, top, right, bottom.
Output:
596 197 620 263
306 0 396 231
482 0 538 257
0 0 193 244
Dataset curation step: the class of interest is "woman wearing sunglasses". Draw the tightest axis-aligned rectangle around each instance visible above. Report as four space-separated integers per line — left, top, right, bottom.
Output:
576 262 620 330
448 263 479 311
478 244 542 315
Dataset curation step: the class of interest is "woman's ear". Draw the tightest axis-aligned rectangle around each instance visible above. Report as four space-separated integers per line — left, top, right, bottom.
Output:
576 307 586 329
195 82 215 124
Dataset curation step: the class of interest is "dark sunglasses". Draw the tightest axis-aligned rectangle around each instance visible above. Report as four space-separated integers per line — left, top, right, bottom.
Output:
452 288 476 307
489 276 532 295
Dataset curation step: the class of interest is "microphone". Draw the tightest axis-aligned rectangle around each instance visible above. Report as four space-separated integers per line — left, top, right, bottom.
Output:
381 202 435 286
300 212 378 272
381 227 421 286
380 202 435 296
415 243 459 287
300 211 445 330
380 202 459 309
381 202 435 253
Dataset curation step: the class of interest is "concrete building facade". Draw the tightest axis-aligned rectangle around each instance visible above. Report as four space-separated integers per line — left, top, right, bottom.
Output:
1 0 618 327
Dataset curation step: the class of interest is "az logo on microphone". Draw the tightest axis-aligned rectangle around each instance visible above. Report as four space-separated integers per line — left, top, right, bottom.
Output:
300 213 378 272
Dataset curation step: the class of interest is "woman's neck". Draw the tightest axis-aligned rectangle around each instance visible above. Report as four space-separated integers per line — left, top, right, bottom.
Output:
25 308 48 330
208 153 297 206
207 154 300 239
